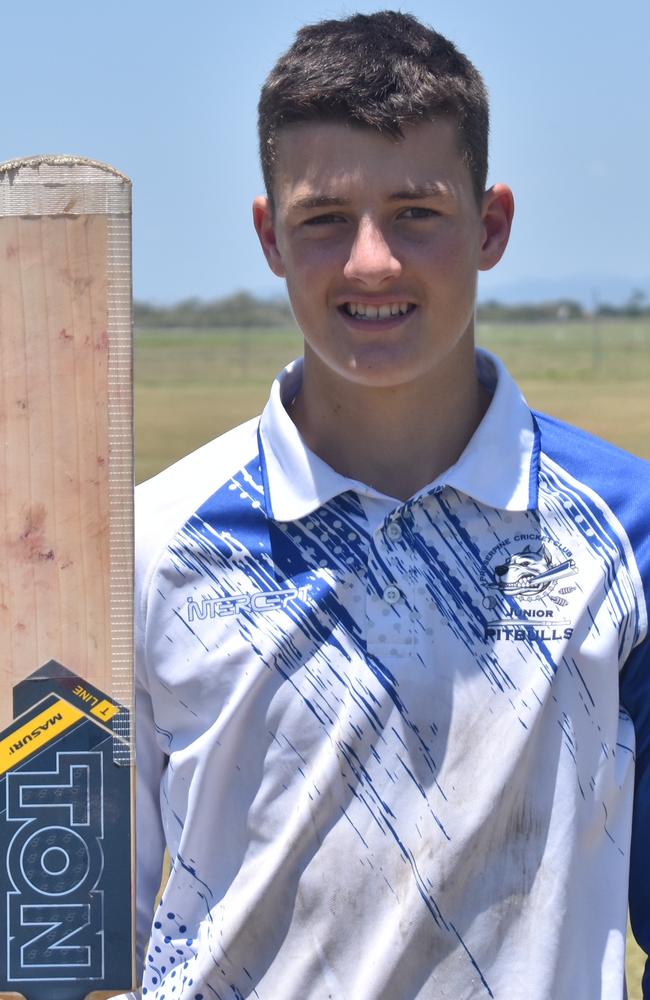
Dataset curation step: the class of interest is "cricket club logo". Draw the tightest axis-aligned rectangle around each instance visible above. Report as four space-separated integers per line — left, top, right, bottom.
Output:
480 539 578 642
492 545 576 601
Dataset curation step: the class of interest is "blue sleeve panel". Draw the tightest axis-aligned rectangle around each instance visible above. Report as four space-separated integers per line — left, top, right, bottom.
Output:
534 411 650 990
622 636 650 996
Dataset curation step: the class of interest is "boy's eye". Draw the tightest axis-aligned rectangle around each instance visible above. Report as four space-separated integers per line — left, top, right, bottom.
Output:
400 206 438 220
303 213 345 225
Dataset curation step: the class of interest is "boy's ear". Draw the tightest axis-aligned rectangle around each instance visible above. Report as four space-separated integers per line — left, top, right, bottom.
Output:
253 196 286 277
478 184 515 272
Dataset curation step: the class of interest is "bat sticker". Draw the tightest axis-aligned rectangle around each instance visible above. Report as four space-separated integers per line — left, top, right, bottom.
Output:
0 662 132 1000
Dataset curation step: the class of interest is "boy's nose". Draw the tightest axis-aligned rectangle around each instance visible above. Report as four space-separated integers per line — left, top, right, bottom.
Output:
343 217 402 285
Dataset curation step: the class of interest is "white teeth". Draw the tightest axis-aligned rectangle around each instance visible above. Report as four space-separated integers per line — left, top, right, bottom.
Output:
345 302 412 319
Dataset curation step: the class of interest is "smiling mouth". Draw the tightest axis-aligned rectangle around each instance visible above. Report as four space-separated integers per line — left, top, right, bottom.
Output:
341 302 415 320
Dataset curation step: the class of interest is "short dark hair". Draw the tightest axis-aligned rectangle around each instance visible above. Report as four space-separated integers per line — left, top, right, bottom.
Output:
258 10 489 206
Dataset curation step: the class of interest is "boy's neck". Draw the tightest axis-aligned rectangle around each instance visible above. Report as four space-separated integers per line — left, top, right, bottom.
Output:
289 341 490 503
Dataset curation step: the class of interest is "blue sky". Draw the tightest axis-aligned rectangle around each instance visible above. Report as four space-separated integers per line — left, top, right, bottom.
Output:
4 0 648 305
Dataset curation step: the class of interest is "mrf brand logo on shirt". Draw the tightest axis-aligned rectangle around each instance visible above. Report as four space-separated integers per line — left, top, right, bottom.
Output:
480 536 578 642
187 584 311 622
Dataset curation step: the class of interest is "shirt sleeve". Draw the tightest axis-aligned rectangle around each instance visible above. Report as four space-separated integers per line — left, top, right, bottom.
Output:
132 469 175 980
134 653 167 977
620 633 650 997
133 501 168 981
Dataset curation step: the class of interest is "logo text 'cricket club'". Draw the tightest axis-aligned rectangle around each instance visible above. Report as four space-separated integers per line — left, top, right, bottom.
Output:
5 752 105 982
480 537 579 642
187 584 310 622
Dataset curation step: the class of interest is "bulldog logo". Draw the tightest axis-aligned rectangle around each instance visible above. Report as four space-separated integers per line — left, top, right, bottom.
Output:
492 545 577 601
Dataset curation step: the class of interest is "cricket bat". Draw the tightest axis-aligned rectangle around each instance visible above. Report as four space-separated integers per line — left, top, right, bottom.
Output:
0 156 135 1000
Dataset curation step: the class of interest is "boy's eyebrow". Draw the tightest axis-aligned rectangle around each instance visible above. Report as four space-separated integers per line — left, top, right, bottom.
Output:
290 182 449 210
388 182 449 200
290 195 349 210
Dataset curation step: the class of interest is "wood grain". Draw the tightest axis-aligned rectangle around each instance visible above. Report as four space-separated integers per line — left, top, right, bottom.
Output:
0 211 111 727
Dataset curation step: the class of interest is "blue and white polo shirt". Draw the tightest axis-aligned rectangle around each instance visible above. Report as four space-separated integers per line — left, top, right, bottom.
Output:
134 349 650 1000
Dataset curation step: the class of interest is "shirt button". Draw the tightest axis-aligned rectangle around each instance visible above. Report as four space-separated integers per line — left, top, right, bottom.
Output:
383 585 402 605
386 522 402 540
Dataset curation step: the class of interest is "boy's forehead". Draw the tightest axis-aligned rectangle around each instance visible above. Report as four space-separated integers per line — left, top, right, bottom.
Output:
272 119 472 204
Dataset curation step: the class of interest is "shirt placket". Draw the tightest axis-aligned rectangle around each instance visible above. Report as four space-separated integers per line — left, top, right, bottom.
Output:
365 505 416 659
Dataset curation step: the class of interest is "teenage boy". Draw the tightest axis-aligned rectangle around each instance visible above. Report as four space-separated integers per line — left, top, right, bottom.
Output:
133 11 650 999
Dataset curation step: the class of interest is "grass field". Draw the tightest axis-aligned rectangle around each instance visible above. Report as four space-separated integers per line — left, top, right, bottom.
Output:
135 318 650 482
136 318 648 996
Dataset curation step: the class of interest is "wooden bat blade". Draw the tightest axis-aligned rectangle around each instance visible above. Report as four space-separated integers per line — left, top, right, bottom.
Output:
0 156 134 1000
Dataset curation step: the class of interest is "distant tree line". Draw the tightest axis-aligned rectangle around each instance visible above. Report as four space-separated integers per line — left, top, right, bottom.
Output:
477 299 584 322
478 289 650 322
134 291 295 329
134 289 650 329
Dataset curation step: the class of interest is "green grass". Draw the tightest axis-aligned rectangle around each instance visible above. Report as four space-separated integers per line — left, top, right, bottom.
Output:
478 318 650 382
136 319 649 997
135 327 303 481
480 319 650 462
136 319 650 482
628 920 646 1000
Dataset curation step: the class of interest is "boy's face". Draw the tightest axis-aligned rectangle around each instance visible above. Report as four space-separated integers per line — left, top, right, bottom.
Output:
254 119 512 393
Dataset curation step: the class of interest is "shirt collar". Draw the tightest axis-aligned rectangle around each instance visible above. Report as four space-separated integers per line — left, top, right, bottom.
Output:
258 349 540 522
